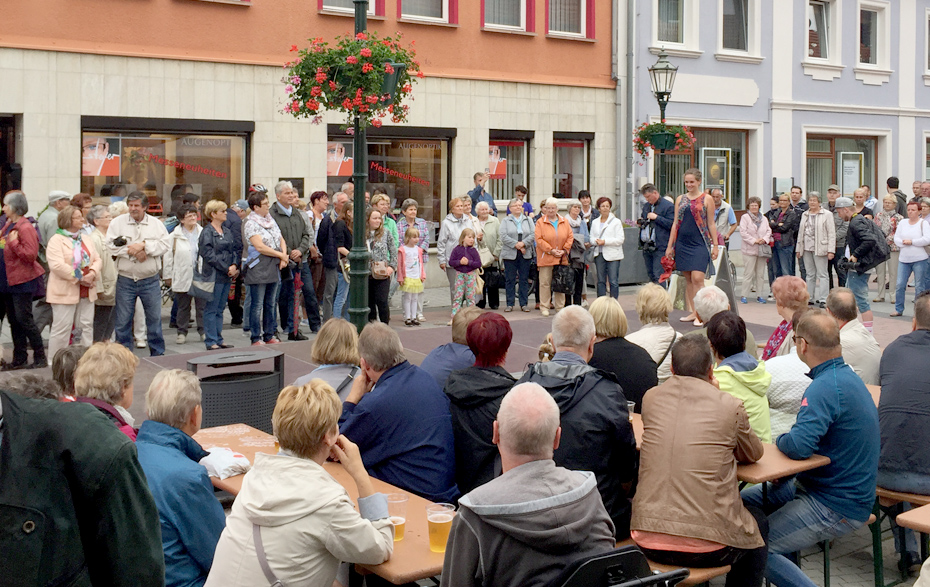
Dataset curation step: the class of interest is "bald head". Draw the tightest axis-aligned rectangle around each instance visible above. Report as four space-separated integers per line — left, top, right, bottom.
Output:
825 287 858 325
495 383 561 462
795 310 842 368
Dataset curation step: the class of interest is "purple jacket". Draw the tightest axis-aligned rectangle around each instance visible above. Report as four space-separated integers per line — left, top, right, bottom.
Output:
450 245 482 273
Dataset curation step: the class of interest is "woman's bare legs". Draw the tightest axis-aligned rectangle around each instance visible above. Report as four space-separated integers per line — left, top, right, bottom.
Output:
683 270 706 321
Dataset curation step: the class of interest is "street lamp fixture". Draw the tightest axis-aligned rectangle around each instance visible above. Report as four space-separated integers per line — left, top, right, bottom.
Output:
648 49 678 123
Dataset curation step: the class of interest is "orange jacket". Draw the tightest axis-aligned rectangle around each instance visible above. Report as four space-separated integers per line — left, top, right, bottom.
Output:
534 215 574 267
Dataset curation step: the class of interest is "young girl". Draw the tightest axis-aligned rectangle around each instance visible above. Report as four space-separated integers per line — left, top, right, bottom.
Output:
397 227 426 326
449 228 483 320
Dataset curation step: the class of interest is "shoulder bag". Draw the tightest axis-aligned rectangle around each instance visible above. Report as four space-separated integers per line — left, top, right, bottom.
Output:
252 524 285 587
473 217 495 267
189 256 215 300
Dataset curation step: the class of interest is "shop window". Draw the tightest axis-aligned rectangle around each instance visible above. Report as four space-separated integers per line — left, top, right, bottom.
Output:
722 0 747 51
658 0 683 43
487 141 527 203
553 140 588 199
80 131 246 213
654 128 748 210
548 0 588 37
805 135 876 199
859 8 878 65
808 1 829 59
485 0 526 30
326 137 449 242
401 0 449 22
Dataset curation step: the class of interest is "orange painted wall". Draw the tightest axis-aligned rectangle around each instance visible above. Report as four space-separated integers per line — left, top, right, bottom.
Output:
3 0 614 88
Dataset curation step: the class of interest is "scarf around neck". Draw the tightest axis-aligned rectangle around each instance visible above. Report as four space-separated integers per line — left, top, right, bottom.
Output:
56 228 90 279
567 215 582 229
762 320 792 361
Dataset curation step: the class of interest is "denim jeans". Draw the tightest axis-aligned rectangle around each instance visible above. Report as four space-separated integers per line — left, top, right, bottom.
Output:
504 256 531 308
278 262 321 334
204 277 230 348
333 271 350 320
241 285 251 332
742 481 867 587
114 275 165 356
249 281 279 343
594 255 620 298
846 271 873 314
643 248 665 287
895 260 928 313
772 241 794 279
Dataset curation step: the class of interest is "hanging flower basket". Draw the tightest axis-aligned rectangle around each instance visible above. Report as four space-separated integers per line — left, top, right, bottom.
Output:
281 31 422 128
633 121 695 158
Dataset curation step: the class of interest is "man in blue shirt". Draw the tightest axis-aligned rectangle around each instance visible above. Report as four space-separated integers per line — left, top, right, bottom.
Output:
340 322 460 503
741 310 879 587
639 183 675 286
468 172 497 216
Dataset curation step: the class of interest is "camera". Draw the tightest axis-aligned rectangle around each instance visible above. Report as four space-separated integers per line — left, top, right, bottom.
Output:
836 257 859 272
636 217 651 228
112 236 128 247
640 240 658 253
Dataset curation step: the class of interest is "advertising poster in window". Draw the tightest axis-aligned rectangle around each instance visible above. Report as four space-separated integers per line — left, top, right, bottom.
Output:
488 144 507 179
327 141 354 177
81 136 121 177
701 148 730 200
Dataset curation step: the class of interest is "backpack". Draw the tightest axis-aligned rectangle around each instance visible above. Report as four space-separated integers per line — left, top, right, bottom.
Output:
853 214 890 273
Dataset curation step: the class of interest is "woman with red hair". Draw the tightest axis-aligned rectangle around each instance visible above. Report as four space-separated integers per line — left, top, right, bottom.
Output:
443 312 516 494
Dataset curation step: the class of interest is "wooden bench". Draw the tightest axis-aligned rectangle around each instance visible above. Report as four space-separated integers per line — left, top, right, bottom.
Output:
871 488 930 587
876 487 930 509
616 539 731 587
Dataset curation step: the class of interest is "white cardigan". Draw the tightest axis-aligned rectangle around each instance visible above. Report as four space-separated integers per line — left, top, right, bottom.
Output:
162 225 202 293
589 213 625 261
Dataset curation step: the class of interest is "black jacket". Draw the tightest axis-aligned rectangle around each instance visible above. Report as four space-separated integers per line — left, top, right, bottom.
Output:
0 391 164 587
589 337 659 413
316 215 339 269
769 207 800 248
847 213 884 273
222 209 243 259
333 219 352 255
444 365 517 495
640 197 675 250
517 355 638 538
878 329 930 478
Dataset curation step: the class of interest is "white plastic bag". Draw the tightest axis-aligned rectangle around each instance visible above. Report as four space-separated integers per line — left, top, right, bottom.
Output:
200 447 252 479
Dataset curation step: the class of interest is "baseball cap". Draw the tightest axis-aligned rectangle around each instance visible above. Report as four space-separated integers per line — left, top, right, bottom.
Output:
827 184 840 191
234 199 249 211
834 197 854 208
48 190 70 203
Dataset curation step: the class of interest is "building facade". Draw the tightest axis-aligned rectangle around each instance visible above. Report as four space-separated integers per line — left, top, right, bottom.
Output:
0 0 619 235
633 0 930 218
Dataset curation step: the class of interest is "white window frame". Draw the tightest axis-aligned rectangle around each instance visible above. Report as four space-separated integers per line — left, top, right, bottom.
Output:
715 0 762 63
484 0 526 32
854 0 891 85
399 0 449 24
547 0 586 39
803 0 844 81
650 0 701 59
320 0 376 16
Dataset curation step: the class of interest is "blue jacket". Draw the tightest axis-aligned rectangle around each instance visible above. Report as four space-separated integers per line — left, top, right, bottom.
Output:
420 342 476 389
136 421 226 587
640 197 675 250
776 357 879 522
316 215 339 269
468 185 497 215
340 361 460 503
222 210 243 260
198 224 238 283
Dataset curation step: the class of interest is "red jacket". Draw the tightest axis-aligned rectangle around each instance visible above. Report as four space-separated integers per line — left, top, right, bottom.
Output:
397 245 426 282
3 217 45 286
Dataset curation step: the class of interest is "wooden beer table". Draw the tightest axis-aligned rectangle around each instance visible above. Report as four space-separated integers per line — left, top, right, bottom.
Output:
193 424 445 585
894 503 930 534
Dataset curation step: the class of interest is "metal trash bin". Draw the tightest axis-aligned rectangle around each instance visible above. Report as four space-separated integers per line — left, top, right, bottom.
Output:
187 349 285 434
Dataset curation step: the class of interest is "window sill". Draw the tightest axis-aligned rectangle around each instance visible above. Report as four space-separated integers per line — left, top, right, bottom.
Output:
481 26 535 37
802 60 845 81
854 66 892 86
924 73 930 86
648 45 702 59
546 32 594 42
318 8 384 19
397 17 457 27
714 51 764 64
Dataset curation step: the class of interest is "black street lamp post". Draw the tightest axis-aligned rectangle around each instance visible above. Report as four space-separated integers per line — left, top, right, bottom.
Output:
648 49 678 198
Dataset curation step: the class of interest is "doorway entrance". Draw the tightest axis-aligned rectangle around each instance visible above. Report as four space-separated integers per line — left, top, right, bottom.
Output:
0 117 19 194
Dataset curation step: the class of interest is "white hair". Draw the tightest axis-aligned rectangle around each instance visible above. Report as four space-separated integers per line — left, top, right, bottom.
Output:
552 305 596 350
497 383 560 458
475 201 491 213
109 201 129 216
542 197 561 209
693 286 730 322
274 181 294 196
145 369 202 430
566 199 582 210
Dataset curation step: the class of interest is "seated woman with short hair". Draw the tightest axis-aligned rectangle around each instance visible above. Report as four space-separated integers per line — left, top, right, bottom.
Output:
762 276 809 360
292 318 360 400
206 381 393 587
135 369 226 587
72 341 140 440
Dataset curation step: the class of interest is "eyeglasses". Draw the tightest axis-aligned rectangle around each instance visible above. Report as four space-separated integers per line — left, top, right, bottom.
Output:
792 335 806 344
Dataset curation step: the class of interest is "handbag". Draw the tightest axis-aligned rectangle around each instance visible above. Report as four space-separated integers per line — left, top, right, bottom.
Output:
757 243 772 259
189 258 216 300
475 267 485 292
551 263 575 294
483 265 502 289
473 218 495 267
370 260 391 280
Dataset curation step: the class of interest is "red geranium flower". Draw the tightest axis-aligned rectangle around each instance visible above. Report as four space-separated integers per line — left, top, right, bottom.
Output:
416 71 424 78
362 63 374 73
342 98 353 109
360 48 372 57
290 45 298 52
372 119 383 128
310 86 322 97
384 64 395 74
356 32 368 40
366 95 379 104
346 56 358 64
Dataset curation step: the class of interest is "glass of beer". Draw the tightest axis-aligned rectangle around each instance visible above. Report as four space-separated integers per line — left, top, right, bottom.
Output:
627 401 635 423
387 493 408 541
427 503 456 553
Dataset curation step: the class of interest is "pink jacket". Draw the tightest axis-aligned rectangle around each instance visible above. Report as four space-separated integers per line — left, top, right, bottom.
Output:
46 233 102 304
739 212 772 257
397 245 426 283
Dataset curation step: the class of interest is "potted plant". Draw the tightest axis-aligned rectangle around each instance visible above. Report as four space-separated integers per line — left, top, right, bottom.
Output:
633 121 695 158
281 31 422 128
